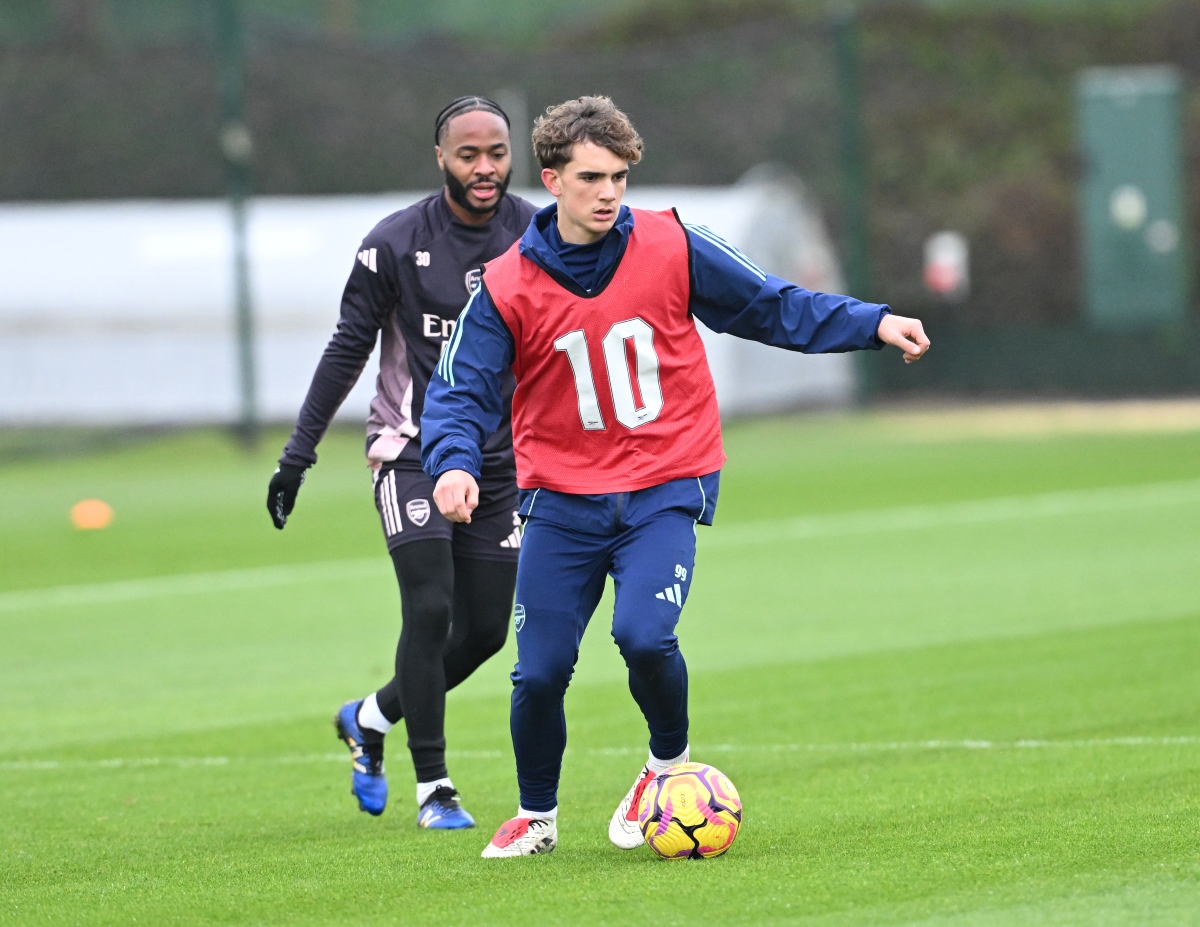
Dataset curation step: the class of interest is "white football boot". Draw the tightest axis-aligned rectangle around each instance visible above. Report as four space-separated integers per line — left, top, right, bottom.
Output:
608 765 657 849
480 816 558 858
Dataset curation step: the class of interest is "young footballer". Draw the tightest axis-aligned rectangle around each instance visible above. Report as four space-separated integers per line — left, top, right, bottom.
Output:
267 96 538 829
421 96 930 857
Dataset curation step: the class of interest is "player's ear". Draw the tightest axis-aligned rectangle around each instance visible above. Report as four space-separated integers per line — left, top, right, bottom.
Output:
541 166 562 197
435 146 446 171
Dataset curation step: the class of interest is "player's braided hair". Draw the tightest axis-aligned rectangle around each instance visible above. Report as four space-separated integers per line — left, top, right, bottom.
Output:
434 95 510 144
531 96 644 170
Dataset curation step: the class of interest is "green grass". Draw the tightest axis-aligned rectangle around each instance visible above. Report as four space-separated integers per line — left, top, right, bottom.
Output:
2 412 1199 925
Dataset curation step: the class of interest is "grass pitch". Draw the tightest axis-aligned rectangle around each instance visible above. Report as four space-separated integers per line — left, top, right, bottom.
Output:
2 408 1198 926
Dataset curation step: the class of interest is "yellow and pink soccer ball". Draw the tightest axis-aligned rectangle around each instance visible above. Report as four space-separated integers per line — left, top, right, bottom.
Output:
637 762 742 859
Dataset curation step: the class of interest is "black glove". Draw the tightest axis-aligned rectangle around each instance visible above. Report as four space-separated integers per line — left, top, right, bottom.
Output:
267 463 307 529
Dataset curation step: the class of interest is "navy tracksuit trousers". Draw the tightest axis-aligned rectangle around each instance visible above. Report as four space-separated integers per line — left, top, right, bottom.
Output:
510 473 719 812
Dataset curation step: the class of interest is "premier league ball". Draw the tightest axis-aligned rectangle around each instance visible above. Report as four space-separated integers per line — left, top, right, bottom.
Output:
637 762 742 859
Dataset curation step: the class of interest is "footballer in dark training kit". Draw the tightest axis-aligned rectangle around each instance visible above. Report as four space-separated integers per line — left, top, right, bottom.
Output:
267 96 538 830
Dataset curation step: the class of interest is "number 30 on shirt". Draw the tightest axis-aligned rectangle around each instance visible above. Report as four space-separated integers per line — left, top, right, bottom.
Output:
554 318 663 431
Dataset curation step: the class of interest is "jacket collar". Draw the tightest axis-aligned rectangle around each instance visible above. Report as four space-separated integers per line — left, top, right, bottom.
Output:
518 204 634 297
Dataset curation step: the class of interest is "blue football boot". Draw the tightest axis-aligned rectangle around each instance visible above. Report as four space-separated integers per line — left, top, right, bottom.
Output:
333 700 387 816
417 786 476 829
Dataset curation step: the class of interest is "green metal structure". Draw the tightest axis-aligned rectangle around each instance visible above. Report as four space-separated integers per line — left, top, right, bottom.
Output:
1077 66 1189 330
216 0 258 446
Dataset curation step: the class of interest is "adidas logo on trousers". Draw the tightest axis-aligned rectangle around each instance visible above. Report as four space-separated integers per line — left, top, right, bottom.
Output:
655 584 683 605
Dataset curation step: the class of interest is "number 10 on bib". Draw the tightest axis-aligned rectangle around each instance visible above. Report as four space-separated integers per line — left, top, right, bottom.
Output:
554 318 664 431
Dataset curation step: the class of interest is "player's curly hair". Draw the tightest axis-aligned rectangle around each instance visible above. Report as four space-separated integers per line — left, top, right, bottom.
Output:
531 96 644 170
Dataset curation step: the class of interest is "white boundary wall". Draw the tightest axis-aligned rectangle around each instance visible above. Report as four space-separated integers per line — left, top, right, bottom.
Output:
0 171 855 426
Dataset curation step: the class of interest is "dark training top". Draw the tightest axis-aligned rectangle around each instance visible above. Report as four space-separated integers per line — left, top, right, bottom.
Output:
280 191 538 476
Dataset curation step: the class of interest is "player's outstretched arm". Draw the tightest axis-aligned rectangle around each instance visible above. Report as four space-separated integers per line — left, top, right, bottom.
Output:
268 232 395 529
421 285 513 522
684 223 908 355
875 313 930 363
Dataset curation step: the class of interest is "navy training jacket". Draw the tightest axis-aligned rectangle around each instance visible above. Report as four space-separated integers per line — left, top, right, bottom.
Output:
421 203 891 482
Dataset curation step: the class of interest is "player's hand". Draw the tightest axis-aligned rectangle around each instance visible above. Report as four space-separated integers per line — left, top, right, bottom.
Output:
433 469 479 524
267 463 307 529
876 314 930 363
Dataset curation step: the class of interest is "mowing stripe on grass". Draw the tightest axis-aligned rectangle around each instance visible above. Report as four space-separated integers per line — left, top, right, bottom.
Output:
0 557 385 613
4 477 1199 613
704 477 1200 548
5 737 1198 771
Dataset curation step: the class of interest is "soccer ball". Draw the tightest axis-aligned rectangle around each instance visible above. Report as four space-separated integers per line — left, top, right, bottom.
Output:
637 762 742 859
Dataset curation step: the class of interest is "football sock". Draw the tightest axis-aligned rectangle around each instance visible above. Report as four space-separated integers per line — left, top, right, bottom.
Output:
518 805 558 821
647 744 689 774
357 693 394 736
416 777 454 807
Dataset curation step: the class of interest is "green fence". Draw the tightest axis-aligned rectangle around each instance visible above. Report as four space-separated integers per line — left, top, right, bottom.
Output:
865 322 1200 397
3 0 1199 400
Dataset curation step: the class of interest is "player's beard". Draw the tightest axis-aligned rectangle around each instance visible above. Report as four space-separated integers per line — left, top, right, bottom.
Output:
444 169 511 217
